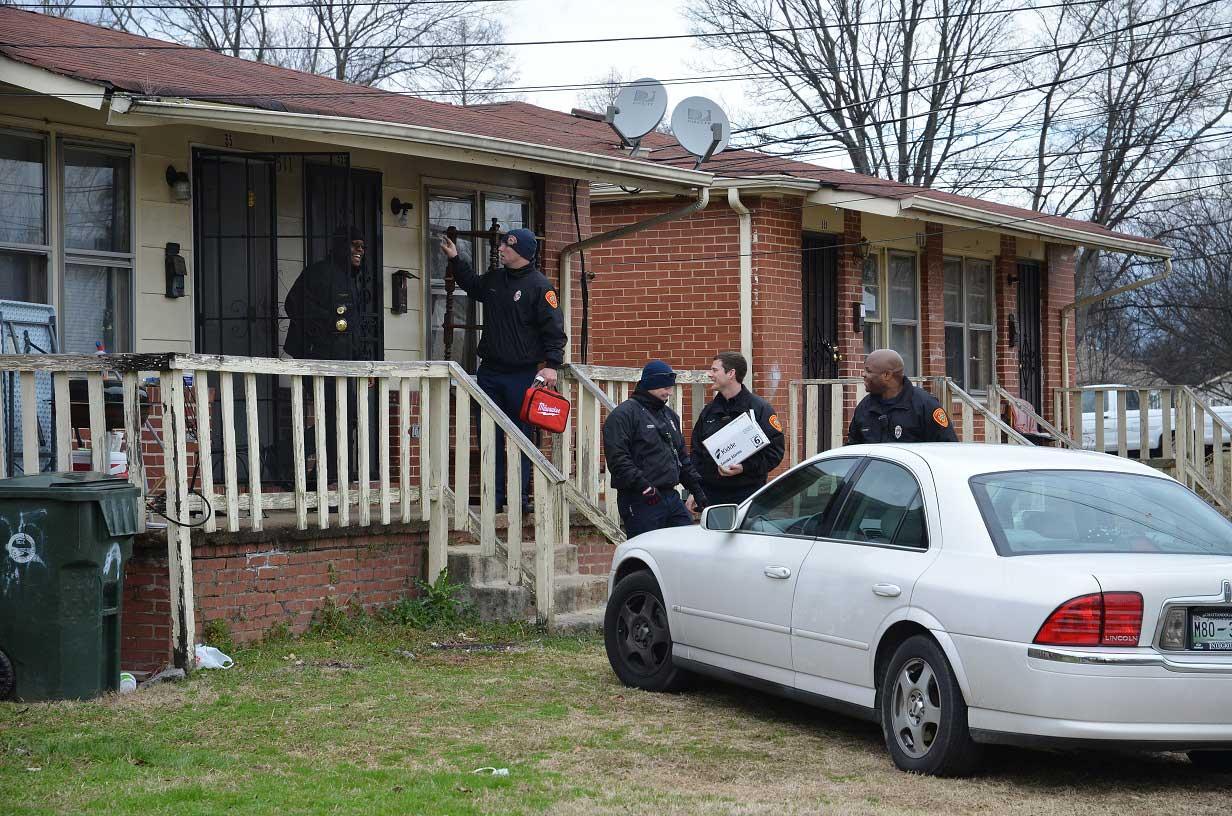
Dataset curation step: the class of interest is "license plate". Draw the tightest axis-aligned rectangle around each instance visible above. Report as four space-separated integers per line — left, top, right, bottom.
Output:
1190 608 1232 650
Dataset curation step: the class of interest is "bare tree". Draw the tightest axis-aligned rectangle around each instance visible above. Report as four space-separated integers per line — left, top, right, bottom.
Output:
1019 0 1232 361
96 0 271 60
416 17 519 105
576 67 629 114
687 0 1015 189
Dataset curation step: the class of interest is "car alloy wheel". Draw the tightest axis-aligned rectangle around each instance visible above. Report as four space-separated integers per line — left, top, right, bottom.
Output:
891 657 941 759
616 590 670 676
604 570 688 692
880 635 981 776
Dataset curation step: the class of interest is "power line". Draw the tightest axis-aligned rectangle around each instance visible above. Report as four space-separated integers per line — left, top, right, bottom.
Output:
0 0 1142 51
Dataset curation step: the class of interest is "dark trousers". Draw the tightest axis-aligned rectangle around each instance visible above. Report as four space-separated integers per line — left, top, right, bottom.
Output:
617 488 693 538
702 480 764 507
476 364 537 507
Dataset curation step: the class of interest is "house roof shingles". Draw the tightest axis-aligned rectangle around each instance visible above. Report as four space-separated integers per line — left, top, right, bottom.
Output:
0 7 1163 250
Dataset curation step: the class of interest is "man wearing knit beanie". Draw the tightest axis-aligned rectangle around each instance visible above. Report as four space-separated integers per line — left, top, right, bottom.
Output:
441 227 566 512
601 360 708 537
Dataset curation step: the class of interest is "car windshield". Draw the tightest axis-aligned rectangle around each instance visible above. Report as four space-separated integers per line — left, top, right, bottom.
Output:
970 469 1232 556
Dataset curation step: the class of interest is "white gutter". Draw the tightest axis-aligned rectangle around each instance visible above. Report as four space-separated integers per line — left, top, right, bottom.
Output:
727 187 754 381
902 195 1173 258
0 54 106 110
560 187 710 363
108 97 712 194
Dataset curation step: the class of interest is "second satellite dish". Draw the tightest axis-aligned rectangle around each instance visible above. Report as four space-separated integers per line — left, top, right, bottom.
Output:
671 96 731 166
607 78 668 144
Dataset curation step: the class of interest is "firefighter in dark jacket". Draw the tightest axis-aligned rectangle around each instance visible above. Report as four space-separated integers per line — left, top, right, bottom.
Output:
602 360 709 538
848 349 958 444
688 351 785 508
440 228 566 511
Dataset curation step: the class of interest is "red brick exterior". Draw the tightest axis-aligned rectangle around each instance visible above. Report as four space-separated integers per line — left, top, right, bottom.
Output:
1044 244 1078 402
750 197 803 408
122 528 427 673
995 235 1020 398
836 210 865 380
920 223 946 377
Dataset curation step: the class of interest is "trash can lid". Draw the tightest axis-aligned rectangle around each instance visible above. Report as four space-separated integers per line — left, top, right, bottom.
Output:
0 471 139 501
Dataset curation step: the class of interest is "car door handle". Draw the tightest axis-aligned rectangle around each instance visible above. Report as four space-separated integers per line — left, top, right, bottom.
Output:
872 583 902 597
764 566 791 579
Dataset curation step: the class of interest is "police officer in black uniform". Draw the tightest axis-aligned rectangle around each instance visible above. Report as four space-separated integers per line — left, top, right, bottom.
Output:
285 225 371 483
603 360 708 537
440 228 566 511
688 351 784 508
848 349 958 444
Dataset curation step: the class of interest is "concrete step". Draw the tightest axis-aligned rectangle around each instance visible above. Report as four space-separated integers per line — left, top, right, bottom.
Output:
446 542 577 585
550 606 605 633
457 573 609 623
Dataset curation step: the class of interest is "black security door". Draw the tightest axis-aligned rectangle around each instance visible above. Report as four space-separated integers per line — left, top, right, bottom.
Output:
803 233 840 449
1016 259 1043 412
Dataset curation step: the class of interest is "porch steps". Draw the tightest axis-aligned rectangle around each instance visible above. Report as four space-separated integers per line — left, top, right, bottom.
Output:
446 541 609 624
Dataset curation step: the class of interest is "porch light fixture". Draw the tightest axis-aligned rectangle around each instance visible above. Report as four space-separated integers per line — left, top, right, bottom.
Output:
856 237 872 260
165 165 191 202
390 196 413 227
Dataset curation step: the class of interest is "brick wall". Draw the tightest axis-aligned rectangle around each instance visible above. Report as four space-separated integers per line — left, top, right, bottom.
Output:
1044 244 1078 419
920 223 946 377
121 526 427 673
837 210 865 380
750 197 803 408
995 235 1020 398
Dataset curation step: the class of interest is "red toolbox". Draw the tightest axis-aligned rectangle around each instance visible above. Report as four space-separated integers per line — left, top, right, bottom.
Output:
519 383 570 433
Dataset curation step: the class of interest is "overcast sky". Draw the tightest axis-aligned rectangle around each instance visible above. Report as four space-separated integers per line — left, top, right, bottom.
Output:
500 0 751 120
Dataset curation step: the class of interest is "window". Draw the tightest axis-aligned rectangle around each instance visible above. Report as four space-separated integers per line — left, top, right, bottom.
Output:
60 142 133 353
971 469 1232 556
425 188 531 368
862 251 920 376
830 459 928 549
740 458 857 536
943 257 995 391
0 130 49 304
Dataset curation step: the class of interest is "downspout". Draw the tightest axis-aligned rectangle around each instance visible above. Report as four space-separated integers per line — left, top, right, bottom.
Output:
560 187 711 363
727 187 754 382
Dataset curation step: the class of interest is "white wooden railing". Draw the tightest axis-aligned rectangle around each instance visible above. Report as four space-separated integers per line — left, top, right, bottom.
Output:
0 353 575 668
784 376 1030 465
1054 385 1232 514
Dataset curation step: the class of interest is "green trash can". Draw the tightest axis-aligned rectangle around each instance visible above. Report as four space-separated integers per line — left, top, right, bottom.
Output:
0 472 141 701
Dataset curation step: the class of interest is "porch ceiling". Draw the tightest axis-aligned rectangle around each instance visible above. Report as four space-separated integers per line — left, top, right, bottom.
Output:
108 97 712 195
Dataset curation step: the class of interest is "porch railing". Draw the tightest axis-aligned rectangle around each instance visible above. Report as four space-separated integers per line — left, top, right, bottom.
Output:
1053 385 1232 514
784 376 1029 465
0 353 572 669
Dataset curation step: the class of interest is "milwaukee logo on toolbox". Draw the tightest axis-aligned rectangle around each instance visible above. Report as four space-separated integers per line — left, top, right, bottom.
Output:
519 382 571 434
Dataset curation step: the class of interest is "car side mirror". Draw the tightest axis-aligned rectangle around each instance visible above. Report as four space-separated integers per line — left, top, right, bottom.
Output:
702 504 739 532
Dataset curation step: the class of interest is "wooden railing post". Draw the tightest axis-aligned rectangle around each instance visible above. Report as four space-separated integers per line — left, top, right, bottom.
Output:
428 376 449 583
160 368 195 671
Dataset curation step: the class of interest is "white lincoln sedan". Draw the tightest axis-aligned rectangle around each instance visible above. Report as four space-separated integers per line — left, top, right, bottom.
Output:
603 444 1232 776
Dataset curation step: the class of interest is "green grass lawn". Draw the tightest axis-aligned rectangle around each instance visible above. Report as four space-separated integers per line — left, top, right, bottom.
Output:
2 621 1229 815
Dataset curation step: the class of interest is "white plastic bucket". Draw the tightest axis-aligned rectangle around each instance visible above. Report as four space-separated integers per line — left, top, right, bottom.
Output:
71 449 128 478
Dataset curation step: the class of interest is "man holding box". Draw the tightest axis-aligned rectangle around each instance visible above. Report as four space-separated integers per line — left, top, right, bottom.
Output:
688 351 785 509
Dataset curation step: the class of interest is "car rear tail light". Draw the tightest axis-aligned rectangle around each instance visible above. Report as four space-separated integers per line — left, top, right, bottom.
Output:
1034 591 1143 647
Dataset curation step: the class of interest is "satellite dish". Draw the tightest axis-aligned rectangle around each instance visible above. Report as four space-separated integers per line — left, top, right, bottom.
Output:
671 96 731 167
606 78 668 146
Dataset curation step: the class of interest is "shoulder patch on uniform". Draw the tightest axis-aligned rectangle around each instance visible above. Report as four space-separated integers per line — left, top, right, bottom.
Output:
768 413 783 432
932 407 950 428
545 290 559 309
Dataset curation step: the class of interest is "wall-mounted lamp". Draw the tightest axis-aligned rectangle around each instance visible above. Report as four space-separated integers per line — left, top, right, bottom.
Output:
165 165 191 202
856 237 872 260
391 269 417 314
390 196 413 227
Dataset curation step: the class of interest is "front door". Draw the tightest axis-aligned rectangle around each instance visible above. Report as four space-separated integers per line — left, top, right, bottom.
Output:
1016 260 1043 412
803 233 840 451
